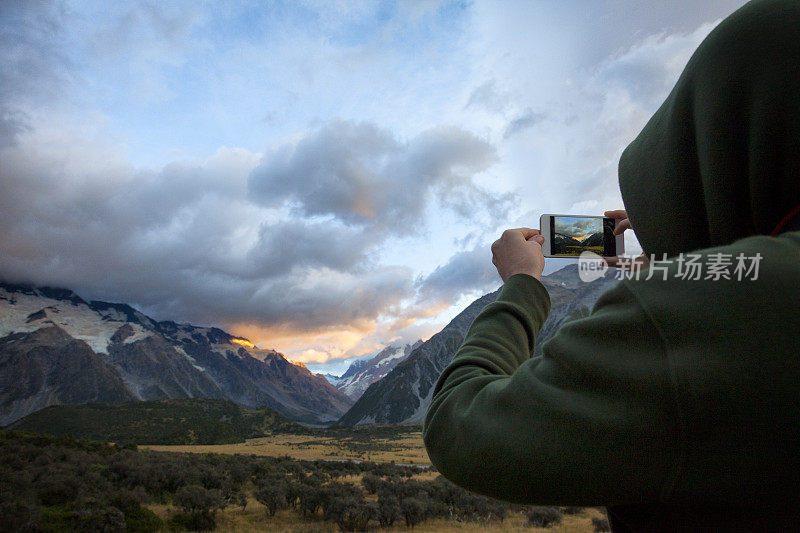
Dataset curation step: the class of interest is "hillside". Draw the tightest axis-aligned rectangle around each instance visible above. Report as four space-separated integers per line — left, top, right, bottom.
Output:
8 398 306 445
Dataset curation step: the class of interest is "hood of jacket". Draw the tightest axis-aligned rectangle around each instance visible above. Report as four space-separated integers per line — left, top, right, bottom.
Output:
618 0 800 258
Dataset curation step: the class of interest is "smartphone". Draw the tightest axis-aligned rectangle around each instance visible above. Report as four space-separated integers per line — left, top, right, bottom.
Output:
538 214 624 258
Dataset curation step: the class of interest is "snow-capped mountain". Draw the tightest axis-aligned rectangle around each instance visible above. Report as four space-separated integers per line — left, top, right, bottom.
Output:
337 264 620 426
0 282 353 426
321 373 345 387
330 341 422 401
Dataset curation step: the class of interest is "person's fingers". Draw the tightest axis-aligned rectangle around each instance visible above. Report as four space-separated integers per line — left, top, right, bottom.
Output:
604 209 628 219
502 227 541 240
613 218 632 235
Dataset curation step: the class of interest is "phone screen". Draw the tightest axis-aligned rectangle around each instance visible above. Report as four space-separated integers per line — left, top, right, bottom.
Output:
548 215 617 257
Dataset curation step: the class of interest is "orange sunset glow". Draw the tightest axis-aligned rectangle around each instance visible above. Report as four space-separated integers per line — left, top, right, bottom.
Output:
230 338 256 349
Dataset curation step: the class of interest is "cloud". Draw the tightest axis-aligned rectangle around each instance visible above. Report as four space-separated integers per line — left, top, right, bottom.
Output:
415 243 500 306
465 80 508 114
503 108 546 139
0 109 506 361
248 119 505 232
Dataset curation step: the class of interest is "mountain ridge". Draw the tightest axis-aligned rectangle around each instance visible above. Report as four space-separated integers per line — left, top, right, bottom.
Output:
0 281 352 426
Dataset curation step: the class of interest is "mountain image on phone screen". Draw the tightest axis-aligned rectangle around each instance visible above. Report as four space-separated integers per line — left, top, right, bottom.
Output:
551 216 609 256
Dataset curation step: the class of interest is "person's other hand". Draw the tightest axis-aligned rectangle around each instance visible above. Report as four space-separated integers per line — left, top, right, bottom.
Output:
491 228 546 282
603 209 649 270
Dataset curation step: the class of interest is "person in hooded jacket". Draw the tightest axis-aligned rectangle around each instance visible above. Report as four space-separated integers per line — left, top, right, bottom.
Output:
422 0 800 531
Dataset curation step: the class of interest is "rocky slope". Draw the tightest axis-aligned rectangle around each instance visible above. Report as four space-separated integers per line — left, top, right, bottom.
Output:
337 264 620 425
0 283 352 426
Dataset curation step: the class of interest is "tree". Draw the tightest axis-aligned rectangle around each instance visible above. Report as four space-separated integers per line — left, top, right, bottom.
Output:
236 491 248 511
361 473 382 495
297 485 325 518
336 500 377 532
377 494 401 528
401 497 427 528
173 484 223 531
254 485 287 517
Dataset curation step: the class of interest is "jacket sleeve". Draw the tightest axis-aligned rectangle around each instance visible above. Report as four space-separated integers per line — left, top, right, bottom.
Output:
422 273 685 506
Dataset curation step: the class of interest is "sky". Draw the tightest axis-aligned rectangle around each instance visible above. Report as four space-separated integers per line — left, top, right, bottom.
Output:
553 217 603 241
0 0 748 376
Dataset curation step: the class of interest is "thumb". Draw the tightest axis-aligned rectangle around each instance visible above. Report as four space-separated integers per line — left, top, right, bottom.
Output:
532 235 545 244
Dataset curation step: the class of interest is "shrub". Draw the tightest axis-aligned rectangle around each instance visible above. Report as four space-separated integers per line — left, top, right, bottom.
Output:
377 494 400 528
525 506 563 528
297 485 325 518
125 506 163 533
39 506 76 533
0 500 42 533
361 473 382 495
400 497 427 528
334 500 377 532
74 505 126 532
173 485 223 531
254 485 287 517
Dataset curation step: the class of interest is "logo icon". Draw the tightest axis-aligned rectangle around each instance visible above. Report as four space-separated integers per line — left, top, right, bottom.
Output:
578 251 608 282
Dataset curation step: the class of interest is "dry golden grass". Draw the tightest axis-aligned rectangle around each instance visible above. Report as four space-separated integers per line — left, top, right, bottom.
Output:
143 431 430 464
144 431 605 532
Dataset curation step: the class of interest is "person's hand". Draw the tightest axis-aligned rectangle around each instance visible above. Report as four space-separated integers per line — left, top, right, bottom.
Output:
491 228 546 282
603 209 649 270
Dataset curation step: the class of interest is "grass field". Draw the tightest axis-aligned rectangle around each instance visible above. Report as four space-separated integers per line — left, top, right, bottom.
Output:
144 428 430 464
552 245 603 256
144 431 607 532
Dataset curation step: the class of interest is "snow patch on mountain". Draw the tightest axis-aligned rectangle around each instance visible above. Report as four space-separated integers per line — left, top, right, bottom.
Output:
333 341 421 401
0 286 152 354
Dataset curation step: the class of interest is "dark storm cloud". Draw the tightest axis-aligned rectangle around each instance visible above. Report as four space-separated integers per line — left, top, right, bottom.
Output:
415 244 500 305
244 220 375 279
0 113 504 333
248 119 504 233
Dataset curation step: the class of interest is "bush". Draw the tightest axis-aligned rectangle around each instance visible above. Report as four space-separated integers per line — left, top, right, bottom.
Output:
125 506 163 533
525 506 563 528
39 506 76 533
377 494 400 528
0 500 42 533
400 497 427 528
173 485 223 531
74 505 126 532
361 473 382 495
297 485 325 518
254 485 287 517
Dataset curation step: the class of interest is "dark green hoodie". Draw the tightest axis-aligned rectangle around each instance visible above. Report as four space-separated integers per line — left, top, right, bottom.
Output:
423 1 800 530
